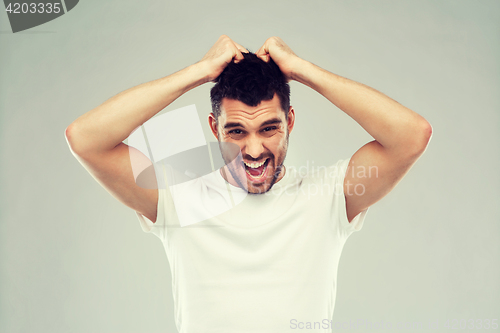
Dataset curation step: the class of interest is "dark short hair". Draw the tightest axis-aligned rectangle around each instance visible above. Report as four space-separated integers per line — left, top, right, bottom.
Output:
210 52 290 123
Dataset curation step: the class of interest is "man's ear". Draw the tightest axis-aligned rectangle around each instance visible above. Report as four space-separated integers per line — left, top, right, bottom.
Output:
208 113 219 140
287 106 295 134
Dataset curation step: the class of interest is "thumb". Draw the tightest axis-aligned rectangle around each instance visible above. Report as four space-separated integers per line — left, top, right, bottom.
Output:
255 43 269 58
233 49 245 63
255 45 270 62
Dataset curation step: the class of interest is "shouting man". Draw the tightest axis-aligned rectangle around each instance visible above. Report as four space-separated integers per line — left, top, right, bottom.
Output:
65 35 432 332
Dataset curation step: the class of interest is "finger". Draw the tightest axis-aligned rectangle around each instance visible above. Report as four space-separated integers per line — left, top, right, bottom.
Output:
257 41 274 61
229 41 247 63
233 48 245 63
256 50 270 62
255 43 267 57
257 53 270 62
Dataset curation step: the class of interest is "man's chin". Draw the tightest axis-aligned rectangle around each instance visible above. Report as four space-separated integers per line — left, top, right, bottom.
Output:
244 169 281 194
246 183 274 194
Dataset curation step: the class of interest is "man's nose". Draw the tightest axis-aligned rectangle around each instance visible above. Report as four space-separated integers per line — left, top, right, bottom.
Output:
244 135 265 159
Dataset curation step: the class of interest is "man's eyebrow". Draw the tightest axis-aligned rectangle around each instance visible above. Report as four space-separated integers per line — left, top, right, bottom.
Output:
260 118 283 127
223 122 244 129
223 118 283 130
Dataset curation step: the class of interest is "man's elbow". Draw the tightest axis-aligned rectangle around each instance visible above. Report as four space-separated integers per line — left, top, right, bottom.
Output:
419 119 433 149
65 122 87 157
409 120 433 157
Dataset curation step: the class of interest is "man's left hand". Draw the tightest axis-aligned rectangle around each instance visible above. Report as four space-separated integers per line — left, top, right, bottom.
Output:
256 37 302 82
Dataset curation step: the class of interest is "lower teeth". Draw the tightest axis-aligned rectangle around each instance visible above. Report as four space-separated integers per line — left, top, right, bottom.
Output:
246 166 266 178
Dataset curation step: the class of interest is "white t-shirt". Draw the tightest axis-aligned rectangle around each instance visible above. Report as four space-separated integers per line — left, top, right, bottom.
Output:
136 158 368 333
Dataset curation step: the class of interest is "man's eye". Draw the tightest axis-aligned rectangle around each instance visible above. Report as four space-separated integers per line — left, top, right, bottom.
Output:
261 126 278 137
227 129 246 139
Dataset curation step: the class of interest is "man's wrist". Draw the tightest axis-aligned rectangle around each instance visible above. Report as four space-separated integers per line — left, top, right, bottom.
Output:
289 57 313 83
190 61 213 85
290 59 330 93
170 62 212 95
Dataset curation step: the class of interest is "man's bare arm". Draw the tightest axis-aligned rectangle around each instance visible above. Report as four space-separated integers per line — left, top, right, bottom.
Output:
303 65 432 222
256 37 432 222
65 35 248 222
66 65 208 155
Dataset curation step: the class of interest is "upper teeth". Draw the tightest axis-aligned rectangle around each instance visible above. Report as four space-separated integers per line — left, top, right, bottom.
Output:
244 159 267 169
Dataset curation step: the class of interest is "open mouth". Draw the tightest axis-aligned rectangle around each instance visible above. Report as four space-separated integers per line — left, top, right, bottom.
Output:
243 158 270 181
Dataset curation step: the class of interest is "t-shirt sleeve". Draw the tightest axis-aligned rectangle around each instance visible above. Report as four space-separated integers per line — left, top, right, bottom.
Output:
135 162 169 241
135 188 167 241
330 158 368 238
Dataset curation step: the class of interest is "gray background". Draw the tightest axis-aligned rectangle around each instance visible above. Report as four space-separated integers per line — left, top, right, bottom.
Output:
1 0 498 332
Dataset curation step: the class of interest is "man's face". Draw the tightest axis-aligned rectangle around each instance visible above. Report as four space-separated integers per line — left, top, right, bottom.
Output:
209 94 295 194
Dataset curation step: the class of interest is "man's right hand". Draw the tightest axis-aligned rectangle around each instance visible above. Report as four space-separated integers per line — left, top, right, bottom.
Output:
198 35 248 82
